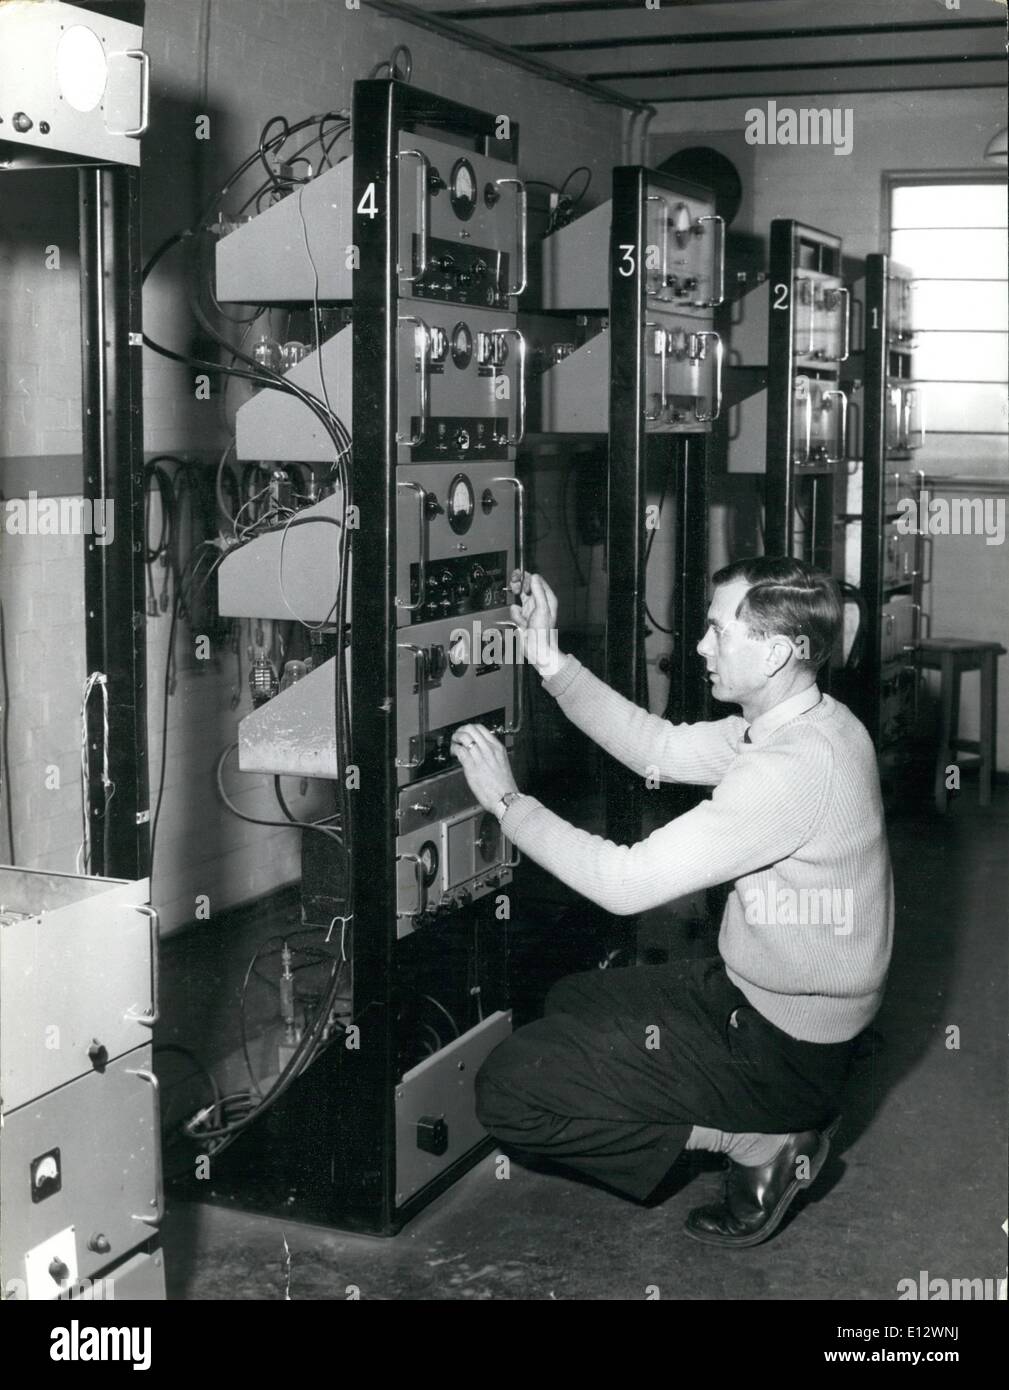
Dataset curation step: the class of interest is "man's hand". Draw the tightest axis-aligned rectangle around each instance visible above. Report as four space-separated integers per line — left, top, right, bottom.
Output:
509 570 564 680
450 723 520 815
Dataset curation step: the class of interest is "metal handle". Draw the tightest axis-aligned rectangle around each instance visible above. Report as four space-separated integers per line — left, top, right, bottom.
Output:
796 279 816 356
643 322 665 421
795 378 812 463
828 284 856 361
491 474 526 581
396 316 430 445
494 178 528 296
126 1068 164 1227
694 214 725 307
396 644 428 768
904 386 926 450
396 852 425 919
492 329 526 445
130 905 160 1027
502 838 521 870
823 388 848 464
645 194 670 299
693 331 723 422
398 148 430 283
921 534 933 586
106 50 150 138
395 481 428 611
886 386 903 454
496 621 525 736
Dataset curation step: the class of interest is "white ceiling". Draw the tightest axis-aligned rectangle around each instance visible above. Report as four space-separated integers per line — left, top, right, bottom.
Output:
394 0 1007 104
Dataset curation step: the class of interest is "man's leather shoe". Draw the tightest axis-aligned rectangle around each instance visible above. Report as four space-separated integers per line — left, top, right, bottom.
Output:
683 1115 841 1249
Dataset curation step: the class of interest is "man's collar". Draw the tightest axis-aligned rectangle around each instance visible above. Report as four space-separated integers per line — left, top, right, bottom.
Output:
743 685 822 747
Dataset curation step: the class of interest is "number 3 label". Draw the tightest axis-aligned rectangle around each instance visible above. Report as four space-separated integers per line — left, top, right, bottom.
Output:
618 244 636 278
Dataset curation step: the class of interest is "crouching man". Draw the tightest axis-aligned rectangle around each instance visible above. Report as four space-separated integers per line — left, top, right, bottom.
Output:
450 556 893 1247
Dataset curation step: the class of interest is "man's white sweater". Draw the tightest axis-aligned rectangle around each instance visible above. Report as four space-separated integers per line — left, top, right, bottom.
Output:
500 656 894 1044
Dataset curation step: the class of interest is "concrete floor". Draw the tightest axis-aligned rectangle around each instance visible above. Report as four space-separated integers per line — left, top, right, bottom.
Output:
162 784 1008 1300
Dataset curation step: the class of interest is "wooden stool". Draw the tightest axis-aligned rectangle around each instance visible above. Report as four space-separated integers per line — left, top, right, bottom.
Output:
917 638 1006 813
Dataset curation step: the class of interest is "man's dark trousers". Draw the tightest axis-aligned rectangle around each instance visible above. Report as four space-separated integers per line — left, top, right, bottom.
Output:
475 956 855 1201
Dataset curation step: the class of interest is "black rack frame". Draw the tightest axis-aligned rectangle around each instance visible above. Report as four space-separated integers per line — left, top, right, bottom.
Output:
605 166 712 856
198 81 519 1237
764 218 845 584
0 152 149 881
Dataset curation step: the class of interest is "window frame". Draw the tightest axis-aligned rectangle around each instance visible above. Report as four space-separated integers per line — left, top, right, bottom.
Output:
882 169 1008 455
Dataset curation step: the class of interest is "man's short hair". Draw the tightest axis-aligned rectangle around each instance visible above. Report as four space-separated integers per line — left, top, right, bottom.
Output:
711 556 842 671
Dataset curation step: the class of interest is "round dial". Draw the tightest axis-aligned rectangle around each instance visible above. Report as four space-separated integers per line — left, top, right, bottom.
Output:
418 841 439 888
670 202 693 247
478 812 501 864
447 632 469 677
449 159 478 221
451 322 473 370
447 473 475 535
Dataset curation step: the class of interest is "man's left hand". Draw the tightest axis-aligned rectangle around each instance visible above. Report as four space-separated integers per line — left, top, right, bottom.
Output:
450 723 519 814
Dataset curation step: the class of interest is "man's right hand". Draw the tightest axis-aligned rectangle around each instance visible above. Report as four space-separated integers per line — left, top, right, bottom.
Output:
509 570 565 680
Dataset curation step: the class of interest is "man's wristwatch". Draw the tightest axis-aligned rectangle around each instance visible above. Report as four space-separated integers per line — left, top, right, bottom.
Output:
495 791 521 821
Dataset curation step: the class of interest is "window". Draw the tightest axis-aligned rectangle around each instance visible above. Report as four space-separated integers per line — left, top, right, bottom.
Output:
888 179 1008 471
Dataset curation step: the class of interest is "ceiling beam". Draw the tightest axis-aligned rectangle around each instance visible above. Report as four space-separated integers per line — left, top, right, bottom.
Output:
361 0 649 109
609 62 1006 101
517 17 1005 53
588 52 1004 82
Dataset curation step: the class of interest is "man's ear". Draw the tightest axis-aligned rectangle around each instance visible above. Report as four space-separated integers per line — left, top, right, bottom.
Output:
764 634 793 678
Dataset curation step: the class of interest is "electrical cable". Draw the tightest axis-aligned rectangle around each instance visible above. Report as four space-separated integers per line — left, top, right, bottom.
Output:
154 1043 222 1129
559 164 591 208
215 744 343 845
277 507 344 628
369 44 412 82
422 993 461 1040
562 457 586 586
77 672 114 874
644 465 675 636
187 946 345 1150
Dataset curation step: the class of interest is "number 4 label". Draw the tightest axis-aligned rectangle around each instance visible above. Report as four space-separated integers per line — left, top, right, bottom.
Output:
357 183 379 219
